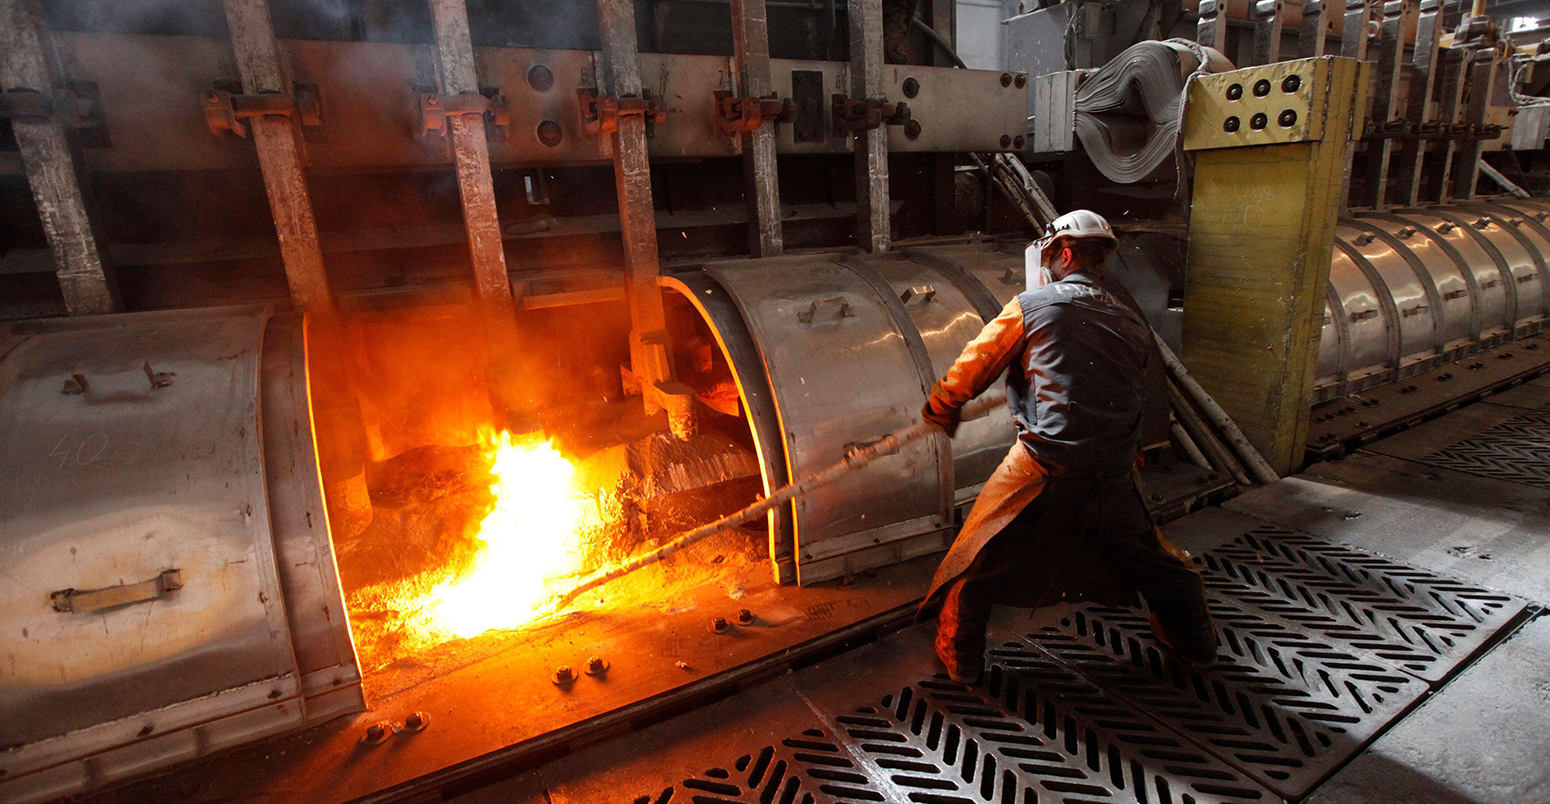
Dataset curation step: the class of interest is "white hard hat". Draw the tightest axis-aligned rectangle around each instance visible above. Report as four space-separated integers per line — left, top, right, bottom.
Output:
1032 209 1118 260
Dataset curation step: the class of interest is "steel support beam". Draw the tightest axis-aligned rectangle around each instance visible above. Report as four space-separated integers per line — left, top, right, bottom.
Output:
221 0 332 313
427 0 517 327
1359 0 1417 208
1298 0 1331 57
1250 0 1288 65
1394 0 1443 206
1197 0 1229 50
731 0 784 257
1340 0 1375 59
1451 48 1497 200
595 0 693 436
0 0 118 314
849 0 890 253
1181 58 1367 475
1430 47 1469 202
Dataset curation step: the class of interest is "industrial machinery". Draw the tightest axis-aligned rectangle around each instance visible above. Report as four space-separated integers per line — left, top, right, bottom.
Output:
4 0 1550 802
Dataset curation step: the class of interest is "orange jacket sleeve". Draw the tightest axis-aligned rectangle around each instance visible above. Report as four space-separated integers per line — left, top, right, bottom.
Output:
925 297 1026 419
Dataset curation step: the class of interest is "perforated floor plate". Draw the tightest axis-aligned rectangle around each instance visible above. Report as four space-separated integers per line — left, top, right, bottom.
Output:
599 510 1527 804
1422 407 1550 489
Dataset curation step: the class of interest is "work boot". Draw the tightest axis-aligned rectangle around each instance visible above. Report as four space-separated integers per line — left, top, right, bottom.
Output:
1149 613 1217 670
935 581 987 684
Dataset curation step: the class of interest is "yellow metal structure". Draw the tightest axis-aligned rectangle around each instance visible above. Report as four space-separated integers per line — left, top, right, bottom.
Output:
1180 56 1369 475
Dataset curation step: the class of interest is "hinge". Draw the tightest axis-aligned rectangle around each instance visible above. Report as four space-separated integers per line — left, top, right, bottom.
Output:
576 88 667 138
713 90 793 137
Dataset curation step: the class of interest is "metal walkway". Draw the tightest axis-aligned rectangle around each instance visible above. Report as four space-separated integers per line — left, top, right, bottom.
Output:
468 380 1550 804
524 500 1530 802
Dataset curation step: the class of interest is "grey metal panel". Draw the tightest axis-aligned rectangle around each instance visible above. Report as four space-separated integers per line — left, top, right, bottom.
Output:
261 315 364 721
1392 209 1508 338
905 241 1026 308
1327 235 1391 381
1317 291 1345 383
1357 212 1476 348
1464 204 1550 324
864 254 1014 501
0 306 305 800
703 257 950 584
661 272 796 582
1337 221 1437 366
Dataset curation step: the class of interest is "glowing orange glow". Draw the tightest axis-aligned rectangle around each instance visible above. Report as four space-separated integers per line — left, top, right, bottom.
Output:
423 432 590 637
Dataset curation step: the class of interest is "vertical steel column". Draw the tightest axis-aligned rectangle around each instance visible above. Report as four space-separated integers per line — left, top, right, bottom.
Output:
1430 48 1468 202
1451 49 1496 200
595 0 693 436
0 0 118 314
1298 0 1331 57
849 0 890 253
222 0 332 312
1197 0 1229 51
427 0 517 326
1394 0 1442 206
1250 0 1288 65
1340 0 1375 59
731 0 784 257
1359 0 1417 208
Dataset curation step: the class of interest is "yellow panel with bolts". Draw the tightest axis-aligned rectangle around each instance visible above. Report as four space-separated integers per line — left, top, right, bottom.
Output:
1180 56 1366 475
1184 58 1331 150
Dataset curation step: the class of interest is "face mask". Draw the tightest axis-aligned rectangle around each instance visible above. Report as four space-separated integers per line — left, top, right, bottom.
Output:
1025 244 1055 291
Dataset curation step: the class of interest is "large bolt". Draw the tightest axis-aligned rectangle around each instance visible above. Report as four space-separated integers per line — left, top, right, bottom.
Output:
362 723 388 744
585 656 609 676
710 616 732 633
553 665 576 685
736 609 756 626
403 711 429 732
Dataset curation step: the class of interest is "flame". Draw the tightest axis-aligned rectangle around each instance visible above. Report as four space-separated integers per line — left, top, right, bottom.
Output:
424 432 589 637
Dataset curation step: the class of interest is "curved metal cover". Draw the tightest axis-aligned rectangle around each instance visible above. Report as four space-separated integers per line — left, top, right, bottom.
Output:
862 253 1016 502
704 258 951 583
1394 209 1510 337
0 307 308 800
1337 221 1436 368
1326 236 1389 382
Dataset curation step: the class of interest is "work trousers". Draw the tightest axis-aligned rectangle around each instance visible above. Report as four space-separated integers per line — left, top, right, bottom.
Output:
934 476 1217 665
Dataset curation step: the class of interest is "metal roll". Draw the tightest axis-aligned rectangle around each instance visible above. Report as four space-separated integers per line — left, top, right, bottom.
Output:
0 307 362 804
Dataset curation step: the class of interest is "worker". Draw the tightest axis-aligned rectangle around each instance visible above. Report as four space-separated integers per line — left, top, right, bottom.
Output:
917 209 1217 683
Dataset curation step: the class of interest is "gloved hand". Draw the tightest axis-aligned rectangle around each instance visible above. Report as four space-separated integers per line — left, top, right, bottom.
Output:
920 392 961 437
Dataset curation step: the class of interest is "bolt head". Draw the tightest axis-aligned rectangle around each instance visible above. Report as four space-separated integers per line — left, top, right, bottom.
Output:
403 711 428 731
427 96 439 106
736 609 756 625
553 665 575 684
710 616 731 633
585 656 609 675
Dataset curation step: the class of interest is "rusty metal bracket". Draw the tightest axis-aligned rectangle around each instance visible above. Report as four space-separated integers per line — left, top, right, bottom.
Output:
205 83 324 138
576 87 667 138
712 90 793 137
418 89 510 136
0 82 106 131
830 95 910 134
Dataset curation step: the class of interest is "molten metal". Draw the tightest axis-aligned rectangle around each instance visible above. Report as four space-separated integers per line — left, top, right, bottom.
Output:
424 432 589 637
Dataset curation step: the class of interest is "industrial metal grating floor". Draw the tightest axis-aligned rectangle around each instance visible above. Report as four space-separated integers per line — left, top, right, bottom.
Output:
626 510 1528 804
1424 407 1550 489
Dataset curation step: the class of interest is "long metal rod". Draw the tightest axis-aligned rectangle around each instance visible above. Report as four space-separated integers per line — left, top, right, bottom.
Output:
1396 0 1443 206
597 0 679 395
428 0 517 327
1362 0 1417 209
0 0 119 314
1170 420 1213 470
1168 380 1251 485
221 0 332 313
849 0 890 252
552 391 1007 609
1154 332 1281 484
732 0 786 256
